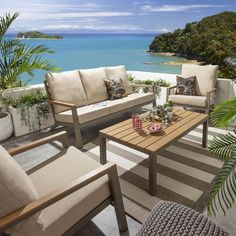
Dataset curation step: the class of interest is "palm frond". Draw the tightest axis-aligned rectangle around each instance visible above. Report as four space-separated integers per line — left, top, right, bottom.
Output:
207 150 236 215
0 12 19 40
209 132 236 161
211 98 236 127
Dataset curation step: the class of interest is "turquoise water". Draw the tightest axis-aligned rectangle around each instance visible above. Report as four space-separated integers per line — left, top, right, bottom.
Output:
15 34 181 84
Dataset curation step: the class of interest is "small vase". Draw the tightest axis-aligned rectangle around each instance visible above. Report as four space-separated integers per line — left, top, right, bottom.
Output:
167 111 173 121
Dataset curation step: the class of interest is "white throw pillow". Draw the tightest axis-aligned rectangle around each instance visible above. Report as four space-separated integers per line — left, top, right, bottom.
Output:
0 145 44 236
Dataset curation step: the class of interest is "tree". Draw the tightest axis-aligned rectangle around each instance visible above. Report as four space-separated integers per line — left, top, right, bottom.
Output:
207 98 236 215
0 12 57 90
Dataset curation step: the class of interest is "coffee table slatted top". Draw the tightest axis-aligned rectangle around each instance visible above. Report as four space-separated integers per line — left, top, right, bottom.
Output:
99 109 208 154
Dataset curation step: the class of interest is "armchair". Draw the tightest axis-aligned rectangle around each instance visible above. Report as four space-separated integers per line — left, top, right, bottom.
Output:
0 131 128 236
167 64 219 114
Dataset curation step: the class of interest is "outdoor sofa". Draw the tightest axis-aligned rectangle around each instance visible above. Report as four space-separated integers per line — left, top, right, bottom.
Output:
45 65 156 148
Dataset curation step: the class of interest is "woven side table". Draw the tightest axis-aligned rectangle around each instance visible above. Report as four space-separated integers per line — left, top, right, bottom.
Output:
137 201 228 236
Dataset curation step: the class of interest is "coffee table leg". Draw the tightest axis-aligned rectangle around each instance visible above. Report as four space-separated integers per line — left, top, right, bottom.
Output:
99 135 107 164
149 153 157 196
202 120 208 148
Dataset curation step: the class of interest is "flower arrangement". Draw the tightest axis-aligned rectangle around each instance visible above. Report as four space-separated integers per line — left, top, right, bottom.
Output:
144 100 174 125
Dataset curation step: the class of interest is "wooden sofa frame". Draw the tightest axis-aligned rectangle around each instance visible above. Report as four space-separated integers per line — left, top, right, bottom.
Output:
167 85 217 114
44 81 157 148
0 131 128 235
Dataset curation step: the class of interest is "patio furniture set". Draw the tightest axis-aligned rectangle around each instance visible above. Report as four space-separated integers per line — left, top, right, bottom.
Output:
0 64 227 235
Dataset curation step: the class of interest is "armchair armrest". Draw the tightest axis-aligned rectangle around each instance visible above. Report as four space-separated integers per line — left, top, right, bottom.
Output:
8 131 70 156
167 85 177 94
207 88 217 95
48 100 76 108
0 162 116 232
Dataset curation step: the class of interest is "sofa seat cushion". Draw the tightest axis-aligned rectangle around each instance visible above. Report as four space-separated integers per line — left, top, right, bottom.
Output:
45 70 88 113
169 94 214 107
125 93 155 106
30 146 111 236
55 103 111 124
107 93 155 113
182 64 218 96
106 65 133 94
79 67 108 104
0 145 43 236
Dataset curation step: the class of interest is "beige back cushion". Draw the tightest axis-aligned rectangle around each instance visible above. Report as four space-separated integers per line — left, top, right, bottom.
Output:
0 145 43 236
182 64 218 96
105 65 132 94
79 67 108 104
45 70 88 113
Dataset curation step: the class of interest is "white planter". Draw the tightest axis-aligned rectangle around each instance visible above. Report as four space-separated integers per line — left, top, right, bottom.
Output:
0 112 13 141
9 104 55 137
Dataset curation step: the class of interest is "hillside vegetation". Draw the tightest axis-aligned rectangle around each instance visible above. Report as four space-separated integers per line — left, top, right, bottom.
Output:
149 12 236 78
17 31 63 39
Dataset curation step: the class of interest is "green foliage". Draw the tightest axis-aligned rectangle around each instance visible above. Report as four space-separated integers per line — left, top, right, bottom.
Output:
0 12 58 90
209 133 236 162
17 31 63 39
208 97 236 215
132 79 170 87
149 11 236 79
144 100 174 124
210 97 236 127
207 149 236 215
1 89 50 131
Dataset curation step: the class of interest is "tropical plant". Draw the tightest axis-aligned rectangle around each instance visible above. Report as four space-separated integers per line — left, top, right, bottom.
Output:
207 97 236 215
0 12 57 90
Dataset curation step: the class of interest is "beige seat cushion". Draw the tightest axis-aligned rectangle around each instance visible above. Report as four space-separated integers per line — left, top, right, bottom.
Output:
182 64 218 96
169 95 214 108
79 67 108 104
55 93 155 123
55 103 111 124
105 65 133 94
0 145 43 236
29 146 111 236
45 70 88 113
107 93 154 113
125 93 155 106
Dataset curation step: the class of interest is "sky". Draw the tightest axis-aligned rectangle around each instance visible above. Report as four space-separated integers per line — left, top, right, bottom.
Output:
1 0 236 34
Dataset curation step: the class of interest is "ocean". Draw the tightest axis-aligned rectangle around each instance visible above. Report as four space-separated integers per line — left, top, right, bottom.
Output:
12 34 182 84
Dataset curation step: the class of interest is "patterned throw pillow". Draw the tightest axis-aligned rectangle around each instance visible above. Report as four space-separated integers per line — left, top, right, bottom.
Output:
104 78 128 100
175 76 197 96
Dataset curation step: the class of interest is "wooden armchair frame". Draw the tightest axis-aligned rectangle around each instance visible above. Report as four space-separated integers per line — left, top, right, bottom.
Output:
0 131 128 235
167 85 217 114
44 80 156 148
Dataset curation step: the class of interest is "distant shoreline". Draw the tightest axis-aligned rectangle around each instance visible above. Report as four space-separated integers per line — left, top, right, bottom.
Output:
146 51 202 66
16 37 63 40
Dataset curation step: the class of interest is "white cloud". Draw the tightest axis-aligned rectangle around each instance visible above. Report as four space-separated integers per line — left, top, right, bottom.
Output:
141 4 225 12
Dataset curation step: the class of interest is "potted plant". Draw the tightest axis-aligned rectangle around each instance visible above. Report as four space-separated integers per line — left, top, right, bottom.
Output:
207 97 236 215
0 106 13 141
128 76 171 105
1 89 54 136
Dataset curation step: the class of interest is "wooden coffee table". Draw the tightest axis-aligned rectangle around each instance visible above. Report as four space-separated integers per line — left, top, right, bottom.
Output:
99 109 208 196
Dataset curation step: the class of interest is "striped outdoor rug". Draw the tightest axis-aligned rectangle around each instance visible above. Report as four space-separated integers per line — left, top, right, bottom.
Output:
83 125 225 222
